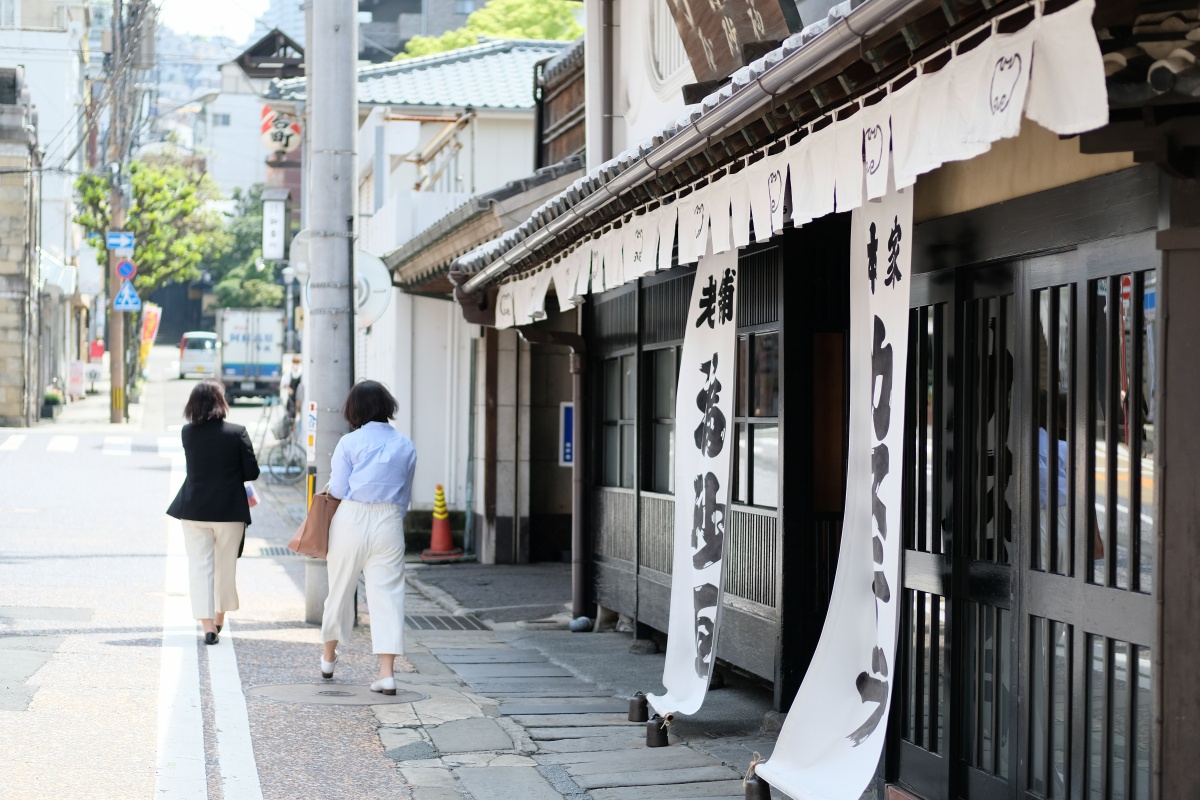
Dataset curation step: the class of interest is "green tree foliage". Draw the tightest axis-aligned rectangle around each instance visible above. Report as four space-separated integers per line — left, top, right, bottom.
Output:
397 0 582 60
208 185 286 309
214 261 284 308
207 185 263 283
75 156 227 296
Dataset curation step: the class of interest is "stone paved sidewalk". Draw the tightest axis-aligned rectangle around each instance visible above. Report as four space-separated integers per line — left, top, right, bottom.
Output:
376 620 781 800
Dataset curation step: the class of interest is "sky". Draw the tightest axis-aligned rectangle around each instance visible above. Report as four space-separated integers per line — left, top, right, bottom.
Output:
157 0 270 42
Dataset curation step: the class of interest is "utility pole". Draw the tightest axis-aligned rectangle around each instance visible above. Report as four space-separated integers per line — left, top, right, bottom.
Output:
308 0 356 487
106 0 127 423
303 0 357 620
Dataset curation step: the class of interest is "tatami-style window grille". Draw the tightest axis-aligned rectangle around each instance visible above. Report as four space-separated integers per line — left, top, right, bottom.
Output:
648 0 689 83
732 331 779 508
644 346 679 494
599 355 635 488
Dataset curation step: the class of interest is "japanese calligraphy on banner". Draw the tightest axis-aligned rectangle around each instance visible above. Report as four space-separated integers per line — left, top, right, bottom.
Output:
647 246 739 717
755 185 913 799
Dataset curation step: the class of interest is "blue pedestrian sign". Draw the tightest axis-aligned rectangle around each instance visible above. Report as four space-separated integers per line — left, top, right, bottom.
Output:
112 279 141 311
106 231 134 250
559 402 574 467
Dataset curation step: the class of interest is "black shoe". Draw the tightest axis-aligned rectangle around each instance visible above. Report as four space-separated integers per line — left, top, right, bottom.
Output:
204 631 219 645
216 625 222 633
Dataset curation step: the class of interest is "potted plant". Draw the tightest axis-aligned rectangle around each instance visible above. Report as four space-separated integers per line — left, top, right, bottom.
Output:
41 389 64 419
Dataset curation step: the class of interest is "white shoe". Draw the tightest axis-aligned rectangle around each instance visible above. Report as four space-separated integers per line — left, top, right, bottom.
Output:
320 652 337 680
370 677 396 696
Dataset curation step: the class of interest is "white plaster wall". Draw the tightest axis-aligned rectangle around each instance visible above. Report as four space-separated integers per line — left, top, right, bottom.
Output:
205 93 269 197
585 0 696 168
614 0 695 156
359 289 475 513
0 29 84 265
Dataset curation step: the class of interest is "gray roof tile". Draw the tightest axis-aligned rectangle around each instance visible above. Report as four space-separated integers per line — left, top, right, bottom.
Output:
270 38 572 109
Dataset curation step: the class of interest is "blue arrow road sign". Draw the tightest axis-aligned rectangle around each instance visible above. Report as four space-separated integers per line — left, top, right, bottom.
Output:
112 279 141 311
117 260 136 279
106 231 134 250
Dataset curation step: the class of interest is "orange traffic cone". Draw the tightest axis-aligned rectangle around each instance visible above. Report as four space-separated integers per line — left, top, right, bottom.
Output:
421 484 463 563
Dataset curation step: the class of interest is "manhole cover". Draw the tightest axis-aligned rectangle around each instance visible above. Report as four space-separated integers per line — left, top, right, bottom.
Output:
257 546 299 557
248 683 428 705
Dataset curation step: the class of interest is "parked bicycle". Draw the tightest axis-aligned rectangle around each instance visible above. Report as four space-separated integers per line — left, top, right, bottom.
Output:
264 411 306 484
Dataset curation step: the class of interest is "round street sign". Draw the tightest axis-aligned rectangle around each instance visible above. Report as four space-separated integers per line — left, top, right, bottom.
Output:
117 260 136 279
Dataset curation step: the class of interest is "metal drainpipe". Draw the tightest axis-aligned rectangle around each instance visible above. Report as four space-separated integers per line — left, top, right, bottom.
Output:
517 327 588 618
601 0 614 162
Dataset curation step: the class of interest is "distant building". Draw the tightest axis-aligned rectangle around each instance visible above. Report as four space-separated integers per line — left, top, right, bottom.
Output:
193 63 273 197
0 0 93 405
0 68 41 426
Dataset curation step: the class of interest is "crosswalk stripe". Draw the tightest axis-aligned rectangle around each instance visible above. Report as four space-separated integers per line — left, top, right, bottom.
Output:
0 434 26 451
157 437 183 458
46 435 79 453
102 436 132 456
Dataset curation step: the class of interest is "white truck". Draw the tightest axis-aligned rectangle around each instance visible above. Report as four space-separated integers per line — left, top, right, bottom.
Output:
216 308 285 401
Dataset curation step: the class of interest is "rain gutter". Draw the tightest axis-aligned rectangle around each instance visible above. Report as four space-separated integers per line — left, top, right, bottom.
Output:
459 0 930 296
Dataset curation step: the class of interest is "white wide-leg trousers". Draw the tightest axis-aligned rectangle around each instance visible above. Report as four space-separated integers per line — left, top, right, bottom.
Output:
181 519 244 620
321 500 406 654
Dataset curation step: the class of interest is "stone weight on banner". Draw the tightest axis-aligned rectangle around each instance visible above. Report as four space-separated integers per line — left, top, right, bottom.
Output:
628 691 649 722
645 714 671 748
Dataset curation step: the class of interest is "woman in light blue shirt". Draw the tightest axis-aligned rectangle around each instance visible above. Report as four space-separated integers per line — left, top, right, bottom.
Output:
319 380 417 695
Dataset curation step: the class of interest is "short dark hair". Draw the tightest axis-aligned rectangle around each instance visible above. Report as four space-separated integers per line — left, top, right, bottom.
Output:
343 380 398 429
184 379 229 423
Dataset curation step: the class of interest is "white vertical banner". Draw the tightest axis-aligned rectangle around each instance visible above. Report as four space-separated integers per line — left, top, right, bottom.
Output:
647 246 740 717
262 199 286 260
756 183 913 799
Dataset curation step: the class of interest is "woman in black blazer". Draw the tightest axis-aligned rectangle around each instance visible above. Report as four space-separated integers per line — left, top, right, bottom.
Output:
167 380 260 644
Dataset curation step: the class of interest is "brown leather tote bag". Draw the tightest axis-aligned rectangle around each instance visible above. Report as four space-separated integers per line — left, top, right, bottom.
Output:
287 489 341 559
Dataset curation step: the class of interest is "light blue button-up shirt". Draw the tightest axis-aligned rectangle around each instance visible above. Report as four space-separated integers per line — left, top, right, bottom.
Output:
329 421 417 511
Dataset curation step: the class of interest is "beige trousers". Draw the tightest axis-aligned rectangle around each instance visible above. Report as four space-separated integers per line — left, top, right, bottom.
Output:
321 500 406 655
181 520 243 620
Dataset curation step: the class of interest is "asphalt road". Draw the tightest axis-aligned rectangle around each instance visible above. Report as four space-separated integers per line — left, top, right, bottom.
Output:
0 346 405 799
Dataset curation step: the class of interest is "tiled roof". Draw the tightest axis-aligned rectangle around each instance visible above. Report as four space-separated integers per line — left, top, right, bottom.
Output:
452 0 1021 285
388 154 586 291
269 38 572 109
540 36 584 87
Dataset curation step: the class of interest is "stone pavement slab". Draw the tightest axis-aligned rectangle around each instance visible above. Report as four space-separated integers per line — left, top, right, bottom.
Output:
454 765 563 800
463 677 599 693
528 724 650 740
451 662 574 678
536 747 718 770
532 733 653 753
427 716 514 753
571 766 743 790
436 650 549 663
587 781 747 800
498 700 629 715
510 712 636 727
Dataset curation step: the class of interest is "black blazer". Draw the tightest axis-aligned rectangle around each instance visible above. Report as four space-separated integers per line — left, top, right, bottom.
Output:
167 420 261 524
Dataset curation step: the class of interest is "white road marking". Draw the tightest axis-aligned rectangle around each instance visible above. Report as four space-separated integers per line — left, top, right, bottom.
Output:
46 436 78 453
102 436 132 456
154 456 206 797
157 437 183 457
207 621 264 800
0 434 26 451
156 451 263 799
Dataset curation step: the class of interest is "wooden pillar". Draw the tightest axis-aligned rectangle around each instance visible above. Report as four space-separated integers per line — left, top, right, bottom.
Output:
1155 176 1200 798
